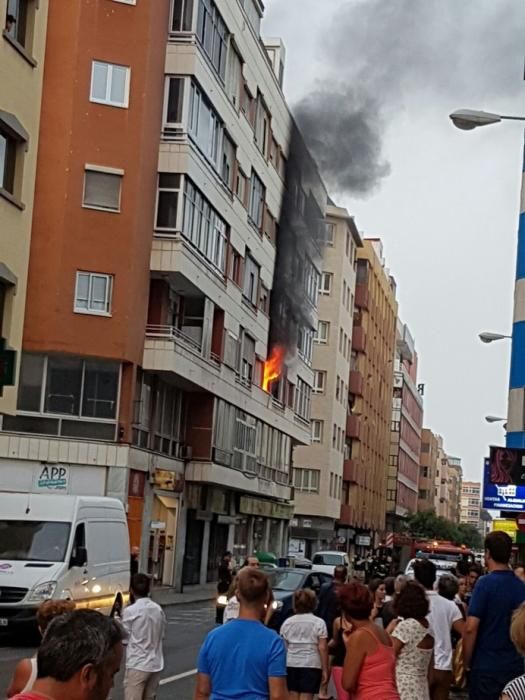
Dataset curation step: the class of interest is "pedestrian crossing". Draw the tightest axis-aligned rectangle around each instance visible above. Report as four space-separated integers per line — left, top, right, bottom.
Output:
166 604 215 626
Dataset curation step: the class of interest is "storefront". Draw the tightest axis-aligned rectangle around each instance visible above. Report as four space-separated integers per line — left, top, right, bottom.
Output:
182 485 293 586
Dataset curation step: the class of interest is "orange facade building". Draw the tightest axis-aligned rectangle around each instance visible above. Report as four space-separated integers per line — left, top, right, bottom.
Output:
341 239 397 547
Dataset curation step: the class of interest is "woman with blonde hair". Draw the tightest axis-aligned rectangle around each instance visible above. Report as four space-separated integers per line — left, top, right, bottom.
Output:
7 599 75 697
502 602 525 699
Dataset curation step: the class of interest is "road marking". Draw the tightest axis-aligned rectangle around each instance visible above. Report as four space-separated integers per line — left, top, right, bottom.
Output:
159 668 197 685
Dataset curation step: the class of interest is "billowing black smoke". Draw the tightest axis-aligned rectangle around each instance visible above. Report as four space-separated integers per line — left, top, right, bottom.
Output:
295 87 390 195
290 0 524 197
269 122 327 356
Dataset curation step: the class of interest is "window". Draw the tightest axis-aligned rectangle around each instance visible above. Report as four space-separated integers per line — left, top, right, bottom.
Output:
294 468 320 493
339 329 343 353
221 132 236 191
326 222 335 245
188 81 222 169
156 173 181 231
83 167 122 212
243 254 260 306
230 248 242 286
304 259 319 305
255 93 270 156
315 321 329 344
226 44 243 107
17 353 120 421
170 0 194 32
236 169 248 204
0 128 16 195
311 420 323 443
332 423 337 448
5 0 29 48
336 376 340 401
164 77 184 125
82 359 119 419
319 272 332 295
249 170 265 229
239 332 255 386
183 178 227 273
74 272 113 316
259 284 269 315
297 326 314 364
196 0 228 81
294 378 311 420
313 370 326 394
90 61 130 108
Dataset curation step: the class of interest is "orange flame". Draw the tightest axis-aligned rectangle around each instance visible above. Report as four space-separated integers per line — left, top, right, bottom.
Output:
263 346 285 392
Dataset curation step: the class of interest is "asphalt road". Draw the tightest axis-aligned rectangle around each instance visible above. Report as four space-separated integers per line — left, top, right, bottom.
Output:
0 601 216 700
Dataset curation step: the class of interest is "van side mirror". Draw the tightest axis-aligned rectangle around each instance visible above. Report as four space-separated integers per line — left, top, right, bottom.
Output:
70 546 87 568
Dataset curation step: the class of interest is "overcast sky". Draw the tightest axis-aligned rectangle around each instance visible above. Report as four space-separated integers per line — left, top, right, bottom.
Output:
263 0 525 481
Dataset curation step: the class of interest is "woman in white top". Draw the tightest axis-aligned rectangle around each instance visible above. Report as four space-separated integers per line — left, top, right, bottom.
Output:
388 581 434 700
280 589 329 700
7 599 75 697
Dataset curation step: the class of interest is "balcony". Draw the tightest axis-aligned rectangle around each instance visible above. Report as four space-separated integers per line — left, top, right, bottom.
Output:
340 503 354 526
355 283 369 310
352 326 366 353
343 459 358 483
346 414 361 440
349 370 364 396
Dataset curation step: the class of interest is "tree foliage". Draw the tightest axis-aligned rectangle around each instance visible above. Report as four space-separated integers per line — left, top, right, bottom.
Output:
406 509 483 550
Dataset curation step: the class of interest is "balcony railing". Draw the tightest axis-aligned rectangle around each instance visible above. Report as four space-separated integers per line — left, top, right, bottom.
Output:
352 326 366 353
346 414 361 440
343 459 359 483
146 324 202 354
355 283 369 310
349 370 364 397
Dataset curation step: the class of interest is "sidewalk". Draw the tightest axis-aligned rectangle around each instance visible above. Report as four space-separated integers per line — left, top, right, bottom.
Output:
152 582 217 607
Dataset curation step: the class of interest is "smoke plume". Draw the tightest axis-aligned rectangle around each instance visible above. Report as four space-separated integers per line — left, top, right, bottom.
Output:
291 0 524 197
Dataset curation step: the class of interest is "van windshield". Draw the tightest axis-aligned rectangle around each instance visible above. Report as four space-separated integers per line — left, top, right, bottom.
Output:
313 554 342 566
0 521 71 562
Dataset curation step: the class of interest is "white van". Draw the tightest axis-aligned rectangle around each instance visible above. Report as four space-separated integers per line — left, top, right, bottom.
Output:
312 551 350 576
0 493 130 632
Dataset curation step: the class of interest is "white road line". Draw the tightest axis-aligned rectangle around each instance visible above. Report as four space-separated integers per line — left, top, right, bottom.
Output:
159 668 197 685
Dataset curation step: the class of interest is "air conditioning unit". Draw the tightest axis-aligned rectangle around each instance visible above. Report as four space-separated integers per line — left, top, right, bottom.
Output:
179 444 193 461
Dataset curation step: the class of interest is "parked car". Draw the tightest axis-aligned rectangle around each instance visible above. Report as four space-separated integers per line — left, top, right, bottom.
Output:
405 557 458 581
312 551 350 576
266 568 333 631
290 556 312 570
0 493 130 635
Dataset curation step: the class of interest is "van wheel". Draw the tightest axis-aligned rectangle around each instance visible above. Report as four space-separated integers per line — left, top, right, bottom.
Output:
110 594 123 619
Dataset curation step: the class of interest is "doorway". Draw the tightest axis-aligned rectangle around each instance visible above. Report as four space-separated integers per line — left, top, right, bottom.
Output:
183 509 204 585
207 520 229 582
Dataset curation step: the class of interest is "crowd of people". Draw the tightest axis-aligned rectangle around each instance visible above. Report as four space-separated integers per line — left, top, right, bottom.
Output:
201 531 525 700
5 530 525 700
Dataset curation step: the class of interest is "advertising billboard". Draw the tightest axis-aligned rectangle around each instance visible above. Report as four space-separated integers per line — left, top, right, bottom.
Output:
482 455 525 511
488 446 525 486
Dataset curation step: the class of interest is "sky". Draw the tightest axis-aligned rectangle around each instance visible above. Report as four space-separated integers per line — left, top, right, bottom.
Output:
263 0 525 481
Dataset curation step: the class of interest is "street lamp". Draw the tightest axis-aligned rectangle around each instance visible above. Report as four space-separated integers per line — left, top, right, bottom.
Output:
485 415 507 424
449 109 525 131
479 332 512 344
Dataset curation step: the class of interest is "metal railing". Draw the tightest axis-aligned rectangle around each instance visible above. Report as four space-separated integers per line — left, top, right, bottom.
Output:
146 324 202 353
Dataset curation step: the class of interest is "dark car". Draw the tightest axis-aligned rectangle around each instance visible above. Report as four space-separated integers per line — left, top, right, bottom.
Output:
266 568 333 631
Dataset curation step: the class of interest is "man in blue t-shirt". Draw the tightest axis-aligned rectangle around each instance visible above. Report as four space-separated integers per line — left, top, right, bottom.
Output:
464 531 525 700
194 567 287 700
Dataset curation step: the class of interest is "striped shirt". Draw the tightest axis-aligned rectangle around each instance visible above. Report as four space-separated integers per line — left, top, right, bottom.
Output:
504 675 525 700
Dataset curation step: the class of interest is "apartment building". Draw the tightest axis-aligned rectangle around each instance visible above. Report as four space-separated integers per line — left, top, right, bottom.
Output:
435 437 449 517
0 0 48 414
148 0 325 586
419 428 439 511
447 457 462 524
341 239 397 551
386 321 423 530
460 480 482 532
0 0 324 590
291 204 362 555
